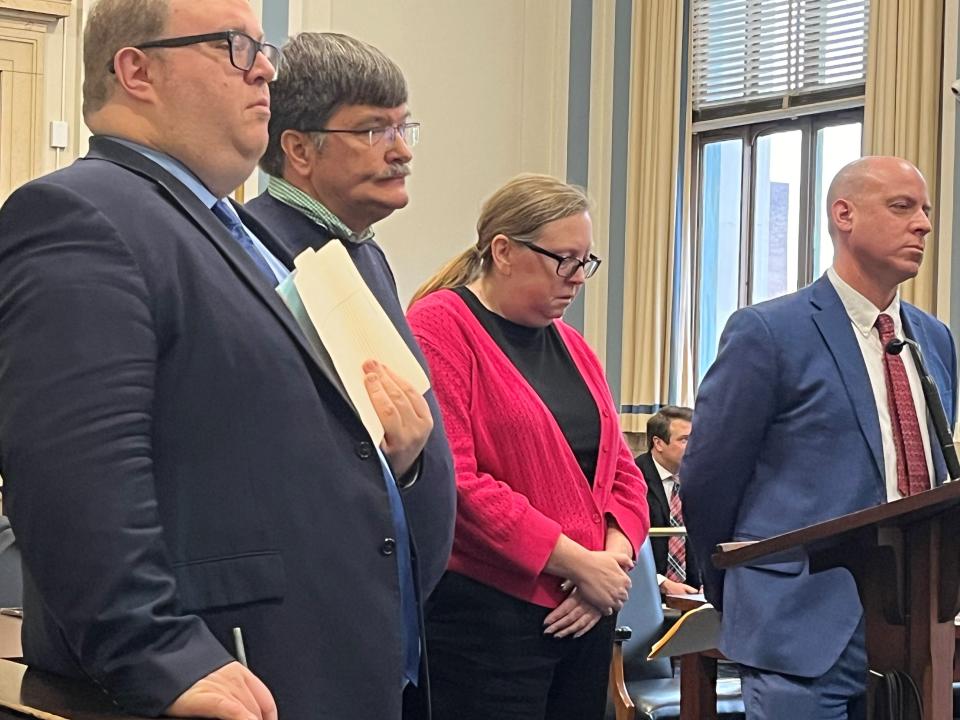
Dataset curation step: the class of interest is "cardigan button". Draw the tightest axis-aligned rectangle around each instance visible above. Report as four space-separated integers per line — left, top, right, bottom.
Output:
592 513 602 524
380 538 396 556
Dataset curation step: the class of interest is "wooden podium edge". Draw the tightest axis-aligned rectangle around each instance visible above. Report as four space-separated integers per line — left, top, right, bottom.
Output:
711 480 960 569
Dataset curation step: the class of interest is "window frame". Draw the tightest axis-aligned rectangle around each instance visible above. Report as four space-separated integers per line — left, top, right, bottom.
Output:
690 107 864 381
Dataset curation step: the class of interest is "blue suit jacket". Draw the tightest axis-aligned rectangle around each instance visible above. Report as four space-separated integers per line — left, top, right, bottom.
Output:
681 275 957 677
0 137 454 719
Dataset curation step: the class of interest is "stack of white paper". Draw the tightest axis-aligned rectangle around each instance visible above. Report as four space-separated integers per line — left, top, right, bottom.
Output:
277 241 430 445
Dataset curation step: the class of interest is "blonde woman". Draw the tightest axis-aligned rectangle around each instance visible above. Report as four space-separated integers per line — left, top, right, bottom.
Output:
407 174 649 720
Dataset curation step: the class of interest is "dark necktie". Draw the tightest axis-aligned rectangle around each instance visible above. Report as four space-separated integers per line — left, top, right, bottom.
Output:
875 313 928 496
666 480 686 582
211 199 276 283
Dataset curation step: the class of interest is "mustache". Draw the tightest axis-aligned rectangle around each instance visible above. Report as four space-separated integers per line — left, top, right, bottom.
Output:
375 164 411 180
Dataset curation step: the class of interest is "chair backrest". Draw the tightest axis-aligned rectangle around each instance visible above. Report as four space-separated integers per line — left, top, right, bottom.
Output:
619 538 673 680
0 516 22 607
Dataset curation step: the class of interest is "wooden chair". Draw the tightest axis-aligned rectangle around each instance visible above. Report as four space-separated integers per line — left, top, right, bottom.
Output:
606 539 743 720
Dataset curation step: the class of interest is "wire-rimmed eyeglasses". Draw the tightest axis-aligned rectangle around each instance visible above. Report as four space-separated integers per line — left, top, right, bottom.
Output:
303 123 421 148
109 30 281 76
514 239 602 279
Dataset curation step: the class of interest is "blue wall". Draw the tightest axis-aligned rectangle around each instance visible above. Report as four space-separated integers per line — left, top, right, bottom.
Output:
603 0 633 403
566 0 593 332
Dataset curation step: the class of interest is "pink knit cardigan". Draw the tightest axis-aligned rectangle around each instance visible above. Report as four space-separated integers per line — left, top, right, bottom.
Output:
407 289 649 608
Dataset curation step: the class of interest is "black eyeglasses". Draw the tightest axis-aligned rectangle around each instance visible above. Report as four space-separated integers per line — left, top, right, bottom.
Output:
515 239 602 279
302 122 421 148
110 30 281 76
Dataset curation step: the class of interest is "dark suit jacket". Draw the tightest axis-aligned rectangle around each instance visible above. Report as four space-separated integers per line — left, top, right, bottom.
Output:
0 516 21 607
681 275 956 678
634 452 699 588
244 190 456 595
0 137 455 719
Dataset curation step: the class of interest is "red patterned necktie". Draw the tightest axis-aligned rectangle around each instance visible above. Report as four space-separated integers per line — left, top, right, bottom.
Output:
875 313 929 496
666 481 686 582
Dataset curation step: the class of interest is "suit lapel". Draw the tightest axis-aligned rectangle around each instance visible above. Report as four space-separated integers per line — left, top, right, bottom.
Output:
85 137 357 415
641 454 671 524
809 277 885 485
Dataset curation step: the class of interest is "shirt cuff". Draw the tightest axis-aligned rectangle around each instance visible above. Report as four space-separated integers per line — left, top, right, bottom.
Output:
396 453 422 489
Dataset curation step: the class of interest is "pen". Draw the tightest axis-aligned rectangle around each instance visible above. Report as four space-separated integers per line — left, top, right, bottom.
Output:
232 626 248 668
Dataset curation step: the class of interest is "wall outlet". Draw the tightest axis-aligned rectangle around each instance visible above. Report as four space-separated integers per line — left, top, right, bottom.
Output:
49 120 69 149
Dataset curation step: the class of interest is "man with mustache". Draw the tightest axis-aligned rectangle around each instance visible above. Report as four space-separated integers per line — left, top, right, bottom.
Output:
248 32 417 273
245 32 455 717
0 4 453 719
681 156 957 719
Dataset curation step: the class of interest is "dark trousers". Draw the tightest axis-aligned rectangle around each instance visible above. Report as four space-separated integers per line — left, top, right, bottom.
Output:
415 571 615 720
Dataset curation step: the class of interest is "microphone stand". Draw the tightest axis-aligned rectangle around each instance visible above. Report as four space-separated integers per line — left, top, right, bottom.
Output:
885 338 960 480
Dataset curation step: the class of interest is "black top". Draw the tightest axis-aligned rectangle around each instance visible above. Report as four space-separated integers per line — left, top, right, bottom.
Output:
453 286 600 485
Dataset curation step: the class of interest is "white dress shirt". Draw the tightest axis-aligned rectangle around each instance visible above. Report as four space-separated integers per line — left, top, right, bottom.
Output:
827 267 933 500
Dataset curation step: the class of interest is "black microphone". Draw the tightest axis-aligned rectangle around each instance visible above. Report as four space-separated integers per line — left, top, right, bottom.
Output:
884 337 960 480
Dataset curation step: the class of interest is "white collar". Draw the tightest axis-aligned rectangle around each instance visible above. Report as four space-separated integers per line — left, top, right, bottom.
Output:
826 267 903 339
651 456 675 482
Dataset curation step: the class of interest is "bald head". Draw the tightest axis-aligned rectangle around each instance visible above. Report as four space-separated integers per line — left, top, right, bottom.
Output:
826 156 926 238
826 155 931 308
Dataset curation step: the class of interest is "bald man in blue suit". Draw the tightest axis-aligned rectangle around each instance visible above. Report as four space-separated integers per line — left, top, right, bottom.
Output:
681 156 957 719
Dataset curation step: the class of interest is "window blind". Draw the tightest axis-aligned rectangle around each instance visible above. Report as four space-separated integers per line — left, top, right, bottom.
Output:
690 0 869 112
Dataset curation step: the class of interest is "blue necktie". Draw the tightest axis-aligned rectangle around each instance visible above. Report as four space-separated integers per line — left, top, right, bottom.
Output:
211 200 276 283
377 451 421 687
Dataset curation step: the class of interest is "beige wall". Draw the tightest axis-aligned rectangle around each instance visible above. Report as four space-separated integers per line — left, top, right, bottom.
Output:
291 0 571 303
2 1 572 305
0 0 79 201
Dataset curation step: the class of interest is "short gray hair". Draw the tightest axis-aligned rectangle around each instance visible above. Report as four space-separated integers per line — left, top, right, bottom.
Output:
83 0 170 118
260 32 408 177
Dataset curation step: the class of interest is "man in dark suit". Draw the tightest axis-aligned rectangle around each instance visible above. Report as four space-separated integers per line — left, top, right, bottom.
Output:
0 2 455 719
244 32 452 599
681 156 957 719
634 406 699 596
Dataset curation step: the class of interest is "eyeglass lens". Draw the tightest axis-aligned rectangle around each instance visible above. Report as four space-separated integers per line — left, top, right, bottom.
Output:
557 256 599 279
373 124 420 147
230 32 280 71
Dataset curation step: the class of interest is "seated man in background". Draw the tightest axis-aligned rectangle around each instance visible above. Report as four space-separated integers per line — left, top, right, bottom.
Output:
634 406 699 596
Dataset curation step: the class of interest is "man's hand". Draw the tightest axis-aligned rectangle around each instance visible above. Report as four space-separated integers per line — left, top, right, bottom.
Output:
543 587 603 638
363 359 433 477
659 578 699 596
166 662 277 720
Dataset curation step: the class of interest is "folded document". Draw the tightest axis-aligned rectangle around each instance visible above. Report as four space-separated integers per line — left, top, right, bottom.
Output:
277 242 430 445
648 604 721 659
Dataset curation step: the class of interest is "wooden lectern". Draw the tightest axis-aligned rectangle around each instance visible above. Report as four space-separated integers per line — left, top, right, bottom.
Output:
713 480 960 718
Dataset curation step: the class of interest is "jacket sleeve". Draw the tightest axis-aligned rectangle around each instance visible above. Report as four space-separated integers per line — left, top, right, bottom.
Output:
0 182 232 715
680 307 779 608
